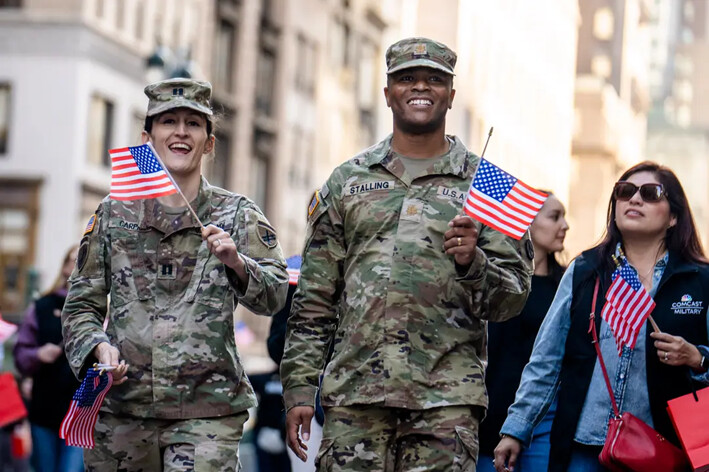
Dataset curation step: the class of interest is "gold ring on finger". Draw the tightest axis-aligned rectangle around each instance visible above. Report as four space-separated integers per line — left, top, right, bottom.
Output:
664 351 669 361
457 237 462 246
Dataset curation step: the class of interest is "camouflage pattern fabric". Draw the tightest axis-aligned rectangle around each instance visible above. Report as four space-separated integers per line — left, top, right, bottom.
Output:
62 177 288 419
85 410 248 471
316 405 483 471
281 135 533 412
385 37 457 75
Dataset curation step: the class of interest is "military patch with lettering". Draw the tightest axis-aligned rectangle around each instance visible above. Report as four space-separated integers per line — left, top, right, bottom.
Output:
257 222 278 249
77 236 89 272
84 214 97 235
346 180 394 196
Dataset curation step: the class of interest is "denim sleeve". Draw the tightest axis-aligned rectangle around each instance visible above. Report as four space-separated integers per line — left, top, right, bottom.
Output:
690 344 709 383
499 260 576 448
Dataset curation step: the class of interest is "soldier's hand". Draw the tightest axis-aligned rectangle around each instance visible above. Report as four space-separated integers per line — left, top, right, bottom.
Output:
201 225 247 282
493 435 522 472
443 215 479 267
93 342 129 385
37 343 63 364
286 406 314 462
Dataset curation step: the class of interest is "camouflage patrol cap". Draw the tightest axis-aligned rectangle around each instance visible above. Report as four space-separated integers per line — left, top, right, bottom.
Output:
385 37 457 75
144 77 213 117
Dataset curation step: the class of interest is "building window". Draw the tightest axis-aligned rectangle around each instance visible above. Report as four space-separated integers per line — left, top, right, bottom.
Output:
329 18 351 69
593 7 614 41
591 54 612 79
255 46 276 117
0 181 39 314
207 131 232 189
214 20 236 93
296 34 317 96
0 84 10 155
251 130 273 210
87 95 114 167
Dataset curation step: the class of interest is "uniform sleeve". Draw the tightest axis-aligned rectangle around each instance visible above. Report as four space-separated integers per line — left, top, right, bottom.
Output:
456 225 534 322
281 184 343 410
61 205 111 379
229 201 288 316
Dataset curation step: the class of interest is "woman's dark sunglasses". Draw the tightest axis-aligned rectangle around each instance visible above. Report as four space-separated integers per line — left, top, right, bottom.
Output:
613 181 667 203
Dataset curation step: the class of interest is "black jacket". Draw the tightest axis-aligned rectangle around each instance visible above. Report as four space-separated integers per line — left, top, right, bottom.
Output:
549 248 709 471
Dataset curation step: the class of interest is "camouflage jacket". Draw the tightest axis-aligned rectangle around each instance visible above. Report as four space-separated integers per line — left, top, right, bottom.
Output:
62 178 288 419
281 135 533 411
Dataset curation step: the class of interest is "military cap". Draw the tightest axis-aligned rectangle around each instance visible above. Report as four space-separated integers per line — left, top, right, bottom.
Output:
385 37 457 75
144 77 213 117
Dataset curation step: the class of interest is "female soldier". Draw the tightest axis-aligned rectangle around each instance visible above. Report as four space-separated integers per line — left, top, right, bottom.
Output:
62 78 288 471
494 162 709 471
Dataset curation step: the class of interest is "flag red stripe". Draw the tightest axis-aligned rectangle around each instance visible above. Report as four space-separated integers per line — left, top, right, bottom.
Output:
464 201 527 236
515 180 548 201
504 192 540 219
111 175 172 188
466 196 530 228
111 182 175 193
111 189 178 201
463 206 524 239
469 188 537 225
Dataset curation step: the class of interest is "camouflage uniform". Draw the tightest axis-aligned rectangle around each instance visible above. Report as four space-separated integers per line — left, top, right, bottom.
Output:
63 178 288 469
281 130 534 470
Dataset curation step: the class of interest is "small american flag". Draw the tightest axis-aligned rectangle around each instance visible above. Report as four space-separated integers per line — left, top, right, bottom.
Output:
286 255 302 286
464 159 547 240
601 263 656 355
59 369 113 448
110 144 177 200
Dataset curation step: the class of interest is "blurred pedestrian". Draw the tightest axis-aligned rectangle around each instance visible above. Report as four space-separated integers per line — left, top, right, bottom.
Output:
14 245 83 472
477 194 568 472
281 37 533 471
494 162 709 472
61 77 288 471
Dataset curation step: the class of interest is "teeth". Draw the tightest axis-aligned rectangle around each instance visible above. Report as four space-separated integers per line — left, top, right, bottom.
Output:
409 99 432 106
169 143 192 151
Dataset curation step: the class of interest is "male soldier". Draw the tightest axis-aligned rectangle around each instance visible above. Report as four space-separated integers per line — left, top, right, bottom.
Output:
280 38 533 471
62 78 288 471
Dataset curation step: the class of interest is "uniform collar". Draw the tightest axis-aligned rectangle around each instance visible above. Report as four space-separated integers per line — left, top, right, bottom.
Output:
141 177 214 235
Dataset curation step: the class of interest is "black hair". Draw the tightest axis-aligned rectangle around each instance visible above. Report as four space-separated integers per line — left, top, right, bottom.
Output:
143 108 214 136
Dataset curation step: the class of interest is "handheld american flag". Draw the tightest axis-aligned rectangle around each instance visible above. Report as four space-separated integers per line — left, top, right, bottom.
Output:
110 144 177 200
601 263 656 355
59 368 113 448
463 159 547 240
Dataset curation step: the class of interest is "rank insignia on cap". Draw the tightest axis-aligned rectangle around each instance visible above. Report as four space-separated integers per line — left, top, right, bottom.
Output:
413 43 428 57
308 190 321 217
257 222 278 249
84 214 97 235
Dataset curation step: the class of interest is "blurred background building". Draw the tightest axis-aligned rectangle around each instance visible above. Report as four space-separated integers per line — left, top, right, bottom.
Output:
1 0 708 359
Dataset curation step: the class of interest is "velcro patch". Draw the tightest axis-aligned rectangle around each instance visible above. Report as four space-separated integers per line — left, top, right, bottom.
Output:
257 222 278 249
77 236 89 272
308 191 320 217
84 214 97 235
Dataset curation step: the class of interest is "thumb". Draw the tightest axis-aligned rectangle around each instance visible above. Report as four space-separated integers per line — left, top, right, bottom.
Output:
301 410 312 441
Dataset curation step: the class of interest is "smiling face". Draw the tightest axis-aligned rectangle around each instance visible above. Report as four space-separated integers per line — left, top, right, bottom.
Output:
384 67 455 135
614 170 676 240
530 195 568 255
141 108 214 180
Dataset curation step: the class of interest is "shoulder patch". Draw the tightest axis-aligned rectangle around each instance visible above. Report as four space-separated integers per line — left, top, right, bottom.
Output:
308 190 321 217
77 236 90 272
84 214 97 235
525 238 535 260
257 222 278 249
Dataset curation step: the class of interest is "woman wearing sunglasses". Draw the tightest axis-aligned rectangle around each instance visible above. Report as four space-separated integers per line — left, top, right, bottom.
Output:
493 161 709 472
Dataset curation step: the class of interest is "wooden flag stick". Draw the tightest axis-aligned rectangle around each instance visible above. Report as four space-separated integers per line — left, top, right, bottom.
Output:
648 315 661 334
147 143 205 229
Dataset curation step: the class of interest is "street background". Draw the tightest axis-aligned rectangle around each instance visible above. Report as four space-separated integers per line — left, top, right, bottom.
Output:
0 0 708 468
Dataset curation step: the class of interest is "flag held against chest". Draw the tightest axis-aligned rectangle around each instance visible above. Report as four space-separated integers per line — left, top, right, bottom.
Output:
110 144 177 200
463 158 547 240
601 263 656 355
59 369 113 448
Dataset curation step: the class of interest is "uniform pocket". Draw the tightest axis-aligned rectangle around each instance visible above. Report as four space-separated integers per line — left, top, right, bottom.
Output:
315 438 335 471
453 425 479 472
194 441 240 472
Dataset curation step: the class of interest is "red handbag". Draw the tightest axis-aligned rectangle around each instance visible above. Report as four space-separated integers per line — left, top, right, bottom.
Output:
0 373 27 428
589 279 689 472
667 386 709 471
